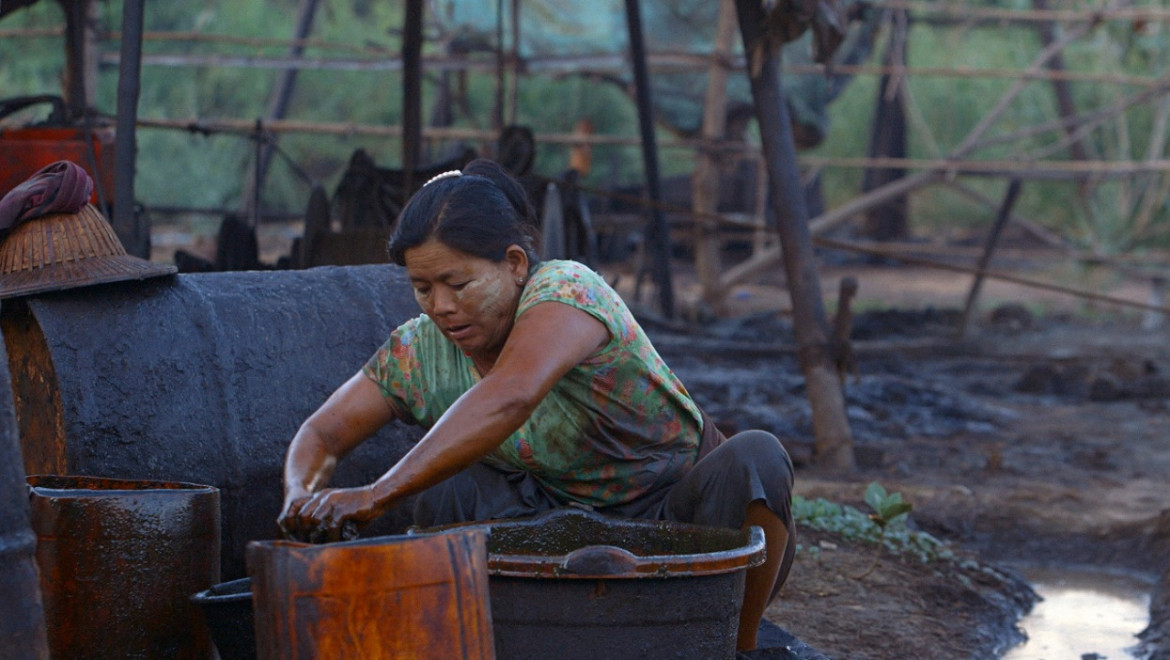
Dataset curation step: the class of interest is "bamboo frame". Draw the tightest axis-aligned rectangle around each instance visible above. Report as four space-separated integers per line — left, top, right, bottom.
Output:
5 25 1164 88
870 1 1170 24
8 1 1167 318
87 50 1168 90
133 119 1170 178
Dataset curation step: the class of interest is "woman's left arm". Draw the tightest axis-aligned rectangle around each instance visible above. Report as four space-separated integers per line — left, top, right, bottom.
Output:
298 300 609 540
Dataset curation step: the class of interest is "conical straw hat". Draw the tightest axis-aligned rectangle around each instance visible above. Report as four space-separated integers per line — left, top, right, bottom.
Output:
0 204 176 299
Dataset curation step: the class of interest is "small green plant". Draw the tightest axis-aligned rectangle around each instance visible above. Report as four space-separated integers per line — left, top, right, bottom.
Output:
793 482 955 579
854 482 914 578
863 481 913 530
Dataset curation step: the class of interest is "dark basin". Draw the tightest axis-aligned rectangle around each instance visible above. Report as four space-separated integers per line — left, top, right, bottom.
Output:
422 507 766 660
191 577 255 660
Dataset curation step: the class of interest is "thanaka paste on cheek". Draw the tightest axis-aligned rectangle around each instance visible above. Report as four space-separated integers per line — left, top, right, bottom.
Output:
460 273 509 315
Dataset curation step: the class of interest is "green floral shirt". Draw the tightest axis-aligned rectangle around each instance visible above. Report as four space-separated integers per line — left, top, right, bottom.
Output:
362 259 703 507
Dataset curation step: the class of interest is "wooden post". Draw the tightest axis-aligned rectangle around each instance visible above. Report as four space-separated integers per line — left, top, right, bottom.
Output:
402 0 424 197
862 8 910 242
734 0 855 471
958 179 1023 338
60 0 99 114
624 0 674 318
508 0 520 127
113 0 148 259
692 0 738 314
492 0 505 132
64 0 110 216
1033 0 1097 214
241 0 320 222
1033 0 1094 164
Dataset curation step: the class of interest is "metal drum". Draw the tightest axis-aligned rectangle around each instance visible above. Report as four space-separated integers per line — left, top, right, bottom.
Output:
425 508 766 660
1 265 423 579
247 529 495 660
0 320 49 659
27 475 220 659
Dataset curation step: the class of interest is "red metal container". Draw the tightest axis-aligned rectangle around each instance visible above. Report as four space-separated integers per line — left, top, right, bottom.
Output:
0 126 115 201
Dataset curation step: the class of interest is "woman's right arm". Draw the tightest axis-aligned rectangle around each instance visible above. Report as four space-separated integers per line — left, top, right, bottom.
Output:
278 371 399 538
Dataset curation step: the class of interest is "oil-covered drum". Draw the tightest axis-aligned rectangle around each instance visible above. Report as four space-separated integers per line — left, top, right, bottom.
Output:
1 265 423 579
27 475 220 659
0 319 49 659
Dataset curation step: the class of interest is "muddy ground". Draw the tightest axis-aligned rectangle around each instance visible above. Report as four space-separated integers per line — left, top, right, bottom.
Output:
625 259 1170 660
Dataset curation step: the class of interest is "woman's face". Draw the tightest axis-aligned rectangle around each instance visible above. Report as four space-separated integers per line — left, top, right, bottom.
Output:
403 239 528 367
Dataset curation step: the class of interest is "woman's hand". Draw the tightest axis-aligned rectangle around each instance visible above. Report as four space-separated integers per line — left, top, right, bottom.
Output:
276 486 315 541
282 485 381 544
278 372 399 541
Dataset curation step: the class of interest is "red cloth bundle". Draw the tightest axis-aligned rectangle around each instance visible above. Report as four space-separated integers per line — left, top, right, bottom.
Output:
0 160 94 232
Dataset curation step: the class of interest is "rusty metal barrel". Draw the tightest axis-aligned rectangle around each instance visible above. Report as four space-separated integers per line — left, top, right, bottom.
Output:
27 475 220 659
0 318 50 659
247 529 495 660
0 265 422 580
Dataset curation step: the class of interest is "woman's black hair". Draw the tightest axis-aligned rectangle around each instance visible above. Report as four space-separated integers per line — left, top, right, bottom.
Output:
386 158 540 269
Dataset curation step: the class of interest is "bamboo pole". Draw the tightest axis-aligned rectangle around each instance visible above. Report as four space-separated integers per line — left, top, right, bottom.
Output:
91 49 1165 89
691 0 739 314
869 1 1170 24
782 63 1163 88
402 0 424 195
799 156 1170 176
12 0 1170 48
241 0 321 225
625 0 674 317
735 0 855 472
132 116 1170 178
815 236 1170 316
508 0 520 127
958 179 1023 338
492 0 505 131
1034 0 1095 163
862 7 911 241
61 0 98 113
113 0 147 259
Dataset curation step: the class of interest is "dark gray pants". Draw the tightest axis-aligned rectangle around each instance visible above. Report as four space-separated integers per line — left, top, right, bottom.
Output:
413 430 796 592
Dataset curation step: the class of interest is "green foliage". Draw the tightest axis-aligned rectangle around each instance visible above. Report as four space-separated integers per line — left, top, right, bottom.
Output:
793 484 953 565
0 3 64 97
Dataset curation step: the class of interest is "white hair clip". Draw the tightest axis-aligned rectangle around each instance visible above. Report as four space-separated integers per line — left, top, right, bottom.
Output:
423 170 462 187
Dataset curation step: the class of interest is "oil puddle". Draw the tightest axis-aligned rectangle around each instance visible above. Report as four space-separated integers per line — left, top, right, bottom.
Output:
1003 564 1152 659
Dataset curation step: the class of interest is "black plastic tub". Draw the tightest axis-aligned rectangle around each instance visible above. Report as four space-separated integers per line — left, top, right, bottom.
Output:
191 577 255 660
422 507 766 660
